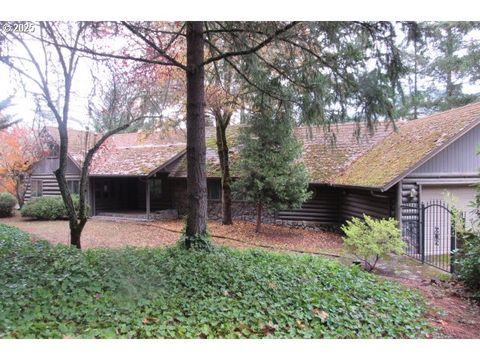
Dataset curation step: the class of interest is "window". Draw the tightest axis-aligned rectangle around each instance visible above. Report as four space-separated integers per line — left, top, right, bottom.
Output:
68 180 80 195
31 180 43 197
207 180 221 200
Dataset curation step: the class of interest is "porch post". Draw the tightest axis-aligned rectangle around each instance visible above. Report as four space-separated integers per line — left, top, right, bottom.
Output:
91 178 96 216
146 179 151 220
397 180 402 230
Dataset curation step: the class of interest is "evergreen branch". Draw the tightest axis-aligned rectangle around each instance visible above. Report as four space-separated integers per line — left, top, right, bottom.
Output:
202 22 299 66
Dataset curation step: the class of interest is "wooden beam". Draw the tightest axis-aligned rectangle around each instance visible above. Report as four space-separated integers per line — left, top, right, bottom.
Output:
397 180 402 229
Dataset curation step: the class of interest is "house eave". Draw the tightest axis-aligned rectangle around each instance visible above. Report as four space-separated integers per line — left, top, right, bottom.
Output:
310 181 385 192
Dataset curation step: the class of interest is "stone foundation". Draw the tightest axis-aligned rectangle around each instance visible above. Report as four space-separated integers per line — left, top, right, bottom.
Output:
169 178 339 231
207 201 276 224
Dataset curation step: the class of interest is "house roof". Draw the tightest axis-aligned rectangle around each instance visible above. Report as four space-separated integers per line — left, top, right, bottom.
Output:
169 102 480 188
89 143 186 177
333 102 480 190
43 126 187 176
168 123 395 179
296 122 396 185
43 126 98 166
168 126 242 178
43 101 480 186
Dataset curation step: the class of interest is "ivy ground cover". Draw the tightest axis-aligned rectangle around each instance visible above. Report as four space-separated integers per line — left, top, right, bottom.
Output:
0 224 430 338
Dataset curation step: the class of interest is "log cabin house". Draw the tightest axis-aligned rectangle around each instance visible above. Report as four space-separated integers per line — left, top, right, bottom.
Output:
25 102 480 241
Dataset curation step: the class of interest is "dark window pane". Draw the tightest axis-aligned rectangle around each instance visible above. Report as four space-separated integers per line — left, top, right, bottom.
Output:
207 180 221 200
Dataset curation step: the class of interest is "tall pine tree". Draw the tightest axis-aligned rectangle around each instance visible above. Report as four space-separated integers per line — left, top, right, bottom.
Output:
425 22 480 111
233 83 311 233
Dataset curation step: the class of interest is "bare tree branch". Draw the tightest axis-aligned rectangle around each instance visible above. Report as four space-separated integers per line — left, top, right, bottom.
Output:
202 22 299 66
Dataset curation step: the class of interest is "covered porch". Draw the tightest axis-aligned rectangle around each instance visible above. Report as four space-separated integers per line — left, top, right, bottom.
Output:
90 173 177 220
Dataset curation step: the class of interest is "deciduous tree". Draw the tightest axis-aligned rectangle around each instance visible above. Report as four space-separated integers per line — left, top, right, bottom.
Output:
0 126 45 207
0 22 153 249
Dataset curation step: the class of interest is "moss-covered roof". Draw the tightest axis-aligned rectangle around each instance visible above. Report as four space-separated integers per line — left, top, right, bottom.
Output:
334 102 480 189
45 102 480 185
296 123 395 184
170 103 480 189
169 126 242 178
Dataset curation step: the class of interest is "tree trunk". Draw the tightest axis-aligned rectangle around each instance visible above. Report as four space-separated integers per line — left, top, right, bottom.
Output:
445 27 454 100
70 226 82 249
215 116 233 225
413 40 418 119
15 178 25 208
185 21 207 248
256 203 262 233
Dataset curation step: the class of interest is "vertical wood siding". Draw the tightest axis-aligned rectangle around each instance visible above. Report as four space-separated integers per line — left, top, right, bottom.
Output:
411 123 480 175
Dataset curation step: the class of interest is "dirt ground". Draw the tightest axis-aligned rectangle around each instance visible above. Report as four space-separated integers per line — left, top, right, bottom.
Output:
393 278 480 339
0 214 343 253
1 214 479 338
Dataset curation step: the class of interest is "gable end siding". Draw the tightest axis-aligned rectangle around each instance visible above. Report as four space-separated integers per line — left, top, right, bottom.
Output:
410 123 480 176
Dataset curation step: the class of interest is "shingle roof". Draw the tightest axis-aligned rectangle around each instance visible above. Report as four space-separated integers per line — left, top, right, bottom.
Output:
169 123 396 180
168 126 242 178
44 102 480 185
43 126 98 166
90 129 186 176
89 143 186 176
296 123 396 184
44 126 187 176
333 102 480 190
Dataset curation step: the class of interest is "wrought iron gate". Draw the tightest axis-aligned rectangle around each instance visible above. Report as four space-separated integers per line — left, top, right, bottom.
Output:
401 200 464 273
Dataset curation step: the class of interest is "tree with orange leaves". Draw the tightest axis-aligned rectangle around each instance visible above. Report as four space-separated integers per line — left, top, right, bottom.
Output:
0 126 45 208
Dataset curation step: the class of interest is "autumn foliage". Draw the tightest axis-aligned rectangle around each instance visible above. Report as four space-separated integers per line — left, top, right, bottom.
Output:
0 126 45 206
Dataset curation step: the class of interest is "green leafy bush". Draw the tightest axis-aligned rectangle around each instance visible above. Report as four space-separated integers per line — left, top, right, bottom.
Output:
0 192 16 218
454 231 480 300
341 215 404 271
0 224 430 339
20 195 83 220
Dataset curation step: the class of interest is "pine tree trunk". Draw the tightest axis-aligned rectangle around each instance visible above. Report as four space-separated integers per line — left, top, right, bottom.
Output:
216 118 233 225
446 27 454 100
256 203 262 233
413 40 418 119
185 21 207 248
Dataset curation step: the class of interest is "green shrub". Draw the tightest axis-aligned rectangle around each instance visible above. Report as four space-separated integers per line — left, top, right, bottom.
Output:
454 230 480 300
341 215 404 271
0 192 17 218
0 224 431 339
20 195 83 220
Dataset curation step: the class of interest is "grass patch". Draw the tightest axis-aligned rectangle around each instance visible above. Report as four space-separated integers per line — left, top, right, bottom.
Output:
0 224 430 339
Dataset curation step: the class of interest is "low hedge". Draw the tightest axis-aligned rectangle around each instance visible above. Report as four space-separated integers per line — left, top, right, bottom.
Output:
0 193 17 218
20 195 84 220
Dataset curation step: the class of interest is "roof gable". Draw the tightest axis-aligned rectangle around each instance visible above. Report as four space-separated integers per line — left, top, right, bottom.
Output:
333 102 480 190
90 129 186 176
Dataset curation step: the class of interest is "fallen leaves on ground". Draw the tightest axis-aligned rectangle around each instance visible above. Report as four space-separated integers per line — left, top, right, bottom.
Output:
156 219 343 255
